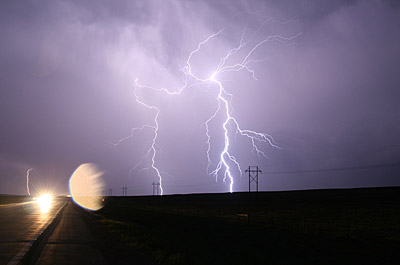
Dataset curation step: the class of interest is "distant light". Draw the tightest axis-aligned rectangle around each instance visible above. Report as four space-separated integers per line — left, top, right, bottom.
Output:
36 194 52 213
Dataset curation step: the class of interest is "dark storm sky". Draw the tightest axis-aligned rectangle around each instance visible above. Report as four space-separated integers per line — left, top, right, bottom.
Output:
1 0 399 195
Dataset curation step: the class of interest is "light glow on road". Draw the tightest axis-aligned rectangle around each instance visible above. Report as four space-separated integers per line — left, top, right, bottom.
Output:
35 194 52 213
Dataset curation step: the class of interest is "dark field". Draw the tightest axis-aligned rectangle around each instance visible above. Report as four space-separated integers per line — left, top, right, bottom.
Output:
0 195 30 205
99 187 400 265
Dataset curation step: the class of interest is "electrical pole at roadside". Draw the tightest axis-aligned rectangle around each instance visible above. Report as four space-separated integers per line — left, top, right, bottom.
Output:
108 188 113 196
122 186 127 196
246 166 262 192
152 182 160 196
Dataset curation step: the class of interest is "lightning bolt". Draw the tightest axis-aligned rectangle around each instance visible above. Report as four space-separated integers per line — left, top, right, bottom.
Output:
26 168 33 196
117 22 301 194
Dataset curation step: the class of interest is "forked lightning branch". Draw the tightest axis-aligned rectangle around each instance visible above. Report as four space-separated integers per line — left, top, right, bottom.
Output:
116 24 301 195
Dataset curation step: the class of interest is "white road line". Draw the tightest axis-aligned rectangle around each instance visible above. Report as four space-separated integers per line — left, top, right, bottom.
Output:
7 201 68 265
0 201 34 208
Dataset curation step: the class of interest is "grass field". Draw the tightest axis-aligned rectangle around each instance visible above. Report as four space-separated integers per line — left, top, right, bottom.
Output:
99 187 400 264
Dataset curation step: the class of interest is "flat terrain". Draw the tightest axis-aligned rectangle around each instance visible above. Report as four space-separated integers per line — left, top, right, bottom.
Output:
0 196 67 265
99 187 400 265
2 188 399 264
34 201 107 265
0 196 151 265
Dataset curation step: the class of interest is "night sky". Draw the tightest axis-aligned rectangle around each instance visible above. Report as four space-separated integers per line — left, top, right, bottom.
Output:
1 0 399 196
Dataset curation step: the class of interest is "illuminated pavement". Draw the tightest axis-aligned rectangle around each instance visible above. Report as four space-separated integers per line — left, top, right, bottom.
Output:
0 196 67 265
35 202 106 265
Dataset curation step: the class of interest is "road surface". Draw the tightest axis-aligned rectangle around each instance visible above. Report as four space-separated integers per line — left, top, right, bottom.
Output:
0 196 67 265
34 201 106 265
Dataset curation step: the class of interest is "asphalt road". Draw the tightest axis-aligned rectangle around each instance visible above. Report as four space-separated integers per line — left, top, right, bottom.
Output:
34 201 106 265
0 196 67 265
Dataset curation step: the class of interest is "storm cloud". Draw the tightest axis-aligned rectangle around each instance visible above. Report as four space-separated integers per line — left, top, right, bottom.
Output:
1 0 399 195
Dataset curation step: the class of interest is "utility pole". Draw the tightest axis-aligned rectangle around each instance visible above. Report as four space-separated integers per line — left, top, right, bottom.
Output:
245 166 262 224
122 186 127 196
108 188 113 196
152 182 160 196
246 166 262 192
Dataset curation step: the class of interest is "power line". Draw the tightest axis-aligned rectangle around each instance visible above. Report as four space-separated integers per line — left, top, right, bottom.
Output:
246 166 262 192
261 162 400 175
152 182 161 196
122 186 128 196
274 144 400 166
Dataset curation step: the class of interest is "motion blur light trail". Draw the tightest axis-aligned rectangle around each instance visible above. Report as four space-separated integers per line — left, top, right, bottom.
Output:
118 23 300 194
69 163 105 211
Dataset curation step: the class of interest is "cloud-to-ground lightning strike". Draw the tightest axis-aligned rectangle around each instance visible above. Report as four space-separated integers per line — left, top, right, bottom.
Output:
116 23 300 194
26 168 33 196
